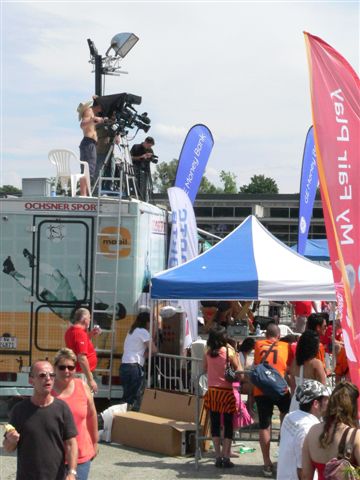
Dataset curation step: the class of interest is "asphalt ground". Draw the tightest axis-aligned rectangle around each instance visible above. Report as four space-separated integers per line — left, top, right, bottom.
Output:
0 422 280 480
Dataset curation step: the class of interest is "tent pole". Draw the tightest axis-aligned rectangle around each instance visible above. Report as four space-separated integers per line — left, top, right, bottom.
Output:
147 299 155 388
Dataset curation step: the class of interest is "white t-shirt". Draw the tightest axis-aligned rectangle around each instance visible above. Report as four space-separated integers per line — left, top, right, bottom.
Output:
277 410 319 480
122 328 151 366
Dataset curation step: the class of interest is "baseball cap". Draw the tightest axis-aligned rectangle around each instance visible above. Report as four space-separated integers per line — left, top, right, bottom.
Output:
295 380 330 405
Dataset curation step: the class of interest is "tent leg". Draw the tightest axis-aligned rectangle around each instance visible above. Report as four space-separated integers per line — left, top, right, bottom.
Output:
147 299 156 388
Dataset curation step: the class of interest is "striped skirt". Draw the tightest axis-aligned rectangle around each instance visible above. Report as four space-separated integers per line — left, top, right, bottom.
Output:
204 387 237 414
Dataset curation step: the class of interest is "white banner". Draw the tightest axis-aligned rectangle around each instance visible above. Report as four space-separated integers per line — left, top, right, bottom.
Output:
168 187 199 347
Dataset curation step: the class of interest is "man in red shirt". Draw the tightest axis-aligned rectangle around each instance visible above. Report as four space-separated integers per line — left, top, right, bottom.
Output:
292 301 318 333
65 308 99 393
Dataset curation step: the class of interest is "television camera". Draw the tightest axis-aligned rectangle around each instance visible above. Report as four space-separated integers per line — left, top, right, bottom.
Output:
93 93 151 135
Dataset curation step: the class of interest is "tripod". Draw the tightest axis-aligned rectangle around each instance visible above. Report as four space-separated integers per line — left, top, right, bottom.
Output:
92 132 138 199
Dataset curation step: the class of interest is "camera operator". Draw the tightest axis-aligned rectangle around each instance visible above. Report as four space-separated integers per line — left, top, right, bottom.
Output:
130 137 157 202
77 99 107 195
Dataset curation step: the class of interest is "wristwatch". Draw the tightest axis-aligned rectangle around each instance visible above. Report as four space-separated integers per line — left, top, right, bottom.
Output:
69 469 77 477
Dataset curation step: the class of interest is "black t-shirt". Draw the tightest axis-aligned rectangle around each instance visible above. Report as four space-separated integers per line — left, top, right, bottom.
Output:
10 398 77 480
130 143 153 171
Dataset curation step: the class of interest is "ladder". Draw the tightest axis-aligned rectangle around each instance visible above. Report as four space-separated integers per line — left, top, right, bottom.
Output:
91 133 137 399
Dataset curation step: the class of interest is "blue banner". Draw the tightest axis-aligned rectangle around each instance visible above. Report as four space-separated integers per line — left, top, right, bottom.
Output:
174 124 214 203
298 126 318 255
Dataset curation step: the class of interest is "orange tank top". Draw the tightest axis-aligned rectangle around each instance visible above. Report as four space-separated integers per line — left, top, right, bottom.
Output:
253 339 289 397
53 378 95 463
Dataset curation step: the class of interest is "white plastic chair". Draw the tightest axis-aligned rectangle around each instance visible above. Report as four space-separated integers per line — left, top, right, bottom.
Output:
48 149 91 197
279 324 296 337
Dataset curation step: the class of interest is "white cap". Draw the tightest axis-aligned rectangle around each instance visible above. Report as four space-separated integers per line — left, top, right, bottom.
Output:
160 306 177 318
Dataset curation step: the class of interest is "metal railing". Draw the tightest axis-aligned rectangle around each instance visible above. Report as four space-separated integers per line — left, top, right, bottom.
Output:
148 353 282 469
151 352 203 394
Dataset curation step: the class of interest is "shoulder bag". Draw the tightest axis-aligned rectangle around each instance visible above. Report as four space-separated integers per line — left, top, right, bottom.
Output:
224 346 237 383
249 341 289 400
324 427 359 480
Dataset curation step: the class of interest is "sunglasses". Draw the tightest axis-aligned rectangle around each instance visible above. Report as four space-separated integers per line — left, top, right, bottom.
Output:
36 372 56 379
57 365 76 371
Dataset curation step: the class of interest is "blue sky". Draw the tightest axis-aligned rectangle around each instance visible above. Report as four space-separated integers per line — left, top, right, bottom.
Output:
1 1 359 191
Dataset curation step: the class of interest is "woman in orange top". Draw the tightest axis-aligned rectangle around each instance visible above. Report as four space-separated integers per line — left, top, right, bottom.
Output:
52 348 98 480
289 330 326 411
335 346 350 383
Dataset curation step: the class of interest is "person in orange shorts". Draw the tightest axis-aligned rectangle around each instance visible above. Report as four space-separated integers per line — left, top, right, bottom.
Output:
253 323 291 477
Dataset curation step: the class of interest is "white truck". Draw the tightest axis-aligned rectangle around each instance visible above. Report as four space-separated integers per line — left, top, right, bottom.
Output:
0 194 167 400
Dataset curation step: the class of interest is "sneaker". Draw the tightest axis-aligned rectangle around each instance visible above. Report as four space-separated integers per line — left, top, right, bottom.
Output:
23 249 35 267
3 256 15 274
263 465 273 477
222 458 235 468
214 457 223 468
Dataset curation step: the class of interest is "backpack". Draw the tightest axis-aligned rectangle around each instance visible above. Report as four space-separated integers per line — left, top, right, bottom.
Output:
324 427 359 480
249 342 289 401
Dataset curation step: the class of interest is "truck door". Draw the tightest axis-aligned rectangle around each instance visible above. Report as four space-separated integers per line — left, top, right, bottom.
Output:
32 216 93 359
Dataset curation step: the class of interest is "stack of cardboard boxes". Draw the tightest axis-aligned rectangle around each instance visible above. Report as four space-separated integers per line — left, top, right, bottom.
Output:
111 388 205 456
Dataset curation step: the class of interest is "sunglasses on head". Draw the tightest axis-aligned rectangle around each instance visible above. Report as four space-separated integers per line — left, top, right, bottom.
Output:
57 364 76 371
36 372 56 379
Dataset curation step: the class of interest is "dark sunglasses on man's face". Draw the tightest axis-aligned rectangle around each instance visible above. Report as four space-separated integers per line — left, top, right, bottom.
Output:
36 372 56 379
57 365 76 371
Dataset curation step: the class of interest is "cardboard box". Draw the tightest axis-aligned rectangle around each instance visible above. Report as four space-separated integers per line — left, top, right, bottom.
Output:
111 389 202 456
160 311 186 356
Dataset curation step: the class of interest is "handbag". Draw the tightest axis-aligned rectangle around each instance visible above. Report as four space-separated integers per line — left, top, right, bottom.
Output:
249 342 289 401
224 347 237 383
324 427 359 480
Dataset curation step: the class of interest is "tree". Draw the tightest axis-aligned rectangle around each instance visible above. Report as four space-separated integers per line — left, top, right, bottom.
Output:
153 159 178 193
198 176 219 194
0 185 22 195
153 159 218 194
239 174 279 194
219 170 237 193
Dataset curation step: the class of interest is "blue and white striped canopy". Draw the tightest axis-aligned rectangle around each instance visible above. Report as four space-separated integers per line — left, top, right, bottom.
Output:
151 215 335 301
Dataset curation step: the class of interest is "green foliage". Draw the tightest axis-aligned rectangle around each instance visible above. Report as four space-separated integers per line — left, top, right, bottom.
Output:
198 176 219 194
153 159 178 193
0 184 22 195
153 161 279 195
153 159 218 194
239 174 279 194
220 170 237 193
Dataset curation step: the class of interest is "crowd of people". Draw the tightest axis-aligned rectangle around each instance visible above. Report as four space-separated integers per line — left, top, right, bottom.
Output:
2 307 158 479
3 306 103 480
201 306 358 479
3 301 358 479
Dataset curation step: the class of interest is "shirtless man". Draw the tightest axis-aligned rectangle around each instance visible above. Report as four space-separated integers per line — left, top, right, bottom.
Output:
77 99 107 195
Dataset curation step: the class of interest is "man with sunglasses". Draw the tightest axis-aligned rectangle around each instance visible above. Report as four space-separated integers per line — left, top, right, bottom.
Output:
3 360 78 480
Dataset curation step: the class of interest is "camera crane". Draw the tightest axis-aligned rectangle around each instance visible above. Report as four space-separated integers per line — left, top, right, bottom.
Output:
86 36 154 399
87 36 154 200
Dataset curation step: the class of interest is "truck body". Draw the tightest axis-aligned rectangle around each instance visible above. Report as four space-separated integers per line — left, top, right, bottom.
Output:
0 195 167 397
